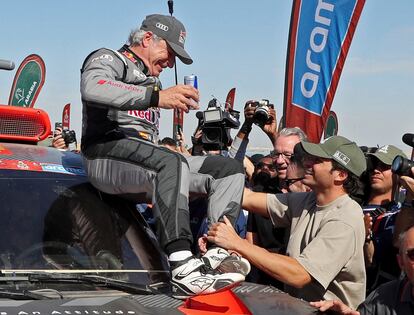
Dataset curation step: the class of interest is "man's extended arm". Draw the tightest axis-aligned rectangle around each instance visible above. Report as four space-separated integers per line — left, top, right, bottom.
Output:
207 216 312 288
242 188 269 218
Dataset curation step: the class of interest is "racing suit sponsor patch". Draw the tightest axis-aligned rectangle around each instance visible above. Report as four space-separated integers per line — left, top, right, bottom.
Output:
97 80 145 93
127 109 160 129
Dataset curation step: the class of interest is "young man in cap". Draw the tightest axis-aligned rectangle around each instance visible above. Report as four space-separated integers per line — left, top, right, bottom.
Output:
245 127 307 287
80 14 247 298
363 145 407 291
207 135 367 309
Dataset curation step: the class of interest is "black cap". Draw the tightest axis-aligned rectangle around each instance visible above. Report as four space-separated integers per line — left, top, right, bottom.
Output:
141 14 193 65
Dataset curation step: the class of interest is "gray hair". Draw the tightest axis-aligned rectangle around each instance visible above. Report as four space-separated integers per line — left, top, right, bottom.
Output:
128 28 161 46
277 127 308 142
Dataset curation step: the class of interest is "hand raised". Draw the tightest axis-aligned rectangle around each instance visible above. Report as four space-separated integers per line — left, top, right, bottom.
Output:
158 85 199 112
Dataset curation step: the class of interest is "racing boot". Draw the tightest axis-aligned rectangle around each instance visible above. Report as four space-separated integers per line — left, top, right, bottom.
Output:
202 247 251 276
170 256 244 299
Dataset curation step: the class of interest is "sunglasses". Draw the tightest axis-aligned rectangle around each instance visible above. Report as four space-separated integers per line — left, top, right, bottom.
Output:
406 248 414 262
281 177 304 189
370 160 391 172
256 162 276 172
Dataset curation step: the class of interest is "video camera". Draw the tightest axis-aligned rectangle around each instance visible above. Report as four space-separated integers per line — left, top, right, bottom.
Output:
195 98 240 150
391 133 414 177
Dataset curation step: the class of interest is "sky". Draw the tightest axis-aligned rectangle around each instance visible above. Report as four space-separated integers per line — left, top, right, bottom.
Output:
0 0 413 154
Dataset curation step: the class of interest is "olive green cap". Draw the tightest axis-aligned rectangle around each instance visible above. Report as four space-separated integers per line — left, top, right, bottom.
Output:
368 145 407 166
299 136 367 176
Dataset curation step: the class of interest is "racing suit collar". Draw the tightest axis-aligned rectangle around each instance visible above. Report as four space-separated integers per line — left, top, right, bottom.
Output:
119 45 150 76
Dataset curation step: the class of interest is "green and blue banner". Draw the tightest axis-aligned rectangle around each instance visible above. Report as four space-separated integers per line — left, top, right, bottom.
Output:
283 0 365 142
8 54 46 107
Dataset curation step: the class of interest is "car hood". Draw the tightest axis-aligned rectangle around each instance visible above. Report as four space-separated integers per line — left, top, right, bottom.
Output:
0 283 318 315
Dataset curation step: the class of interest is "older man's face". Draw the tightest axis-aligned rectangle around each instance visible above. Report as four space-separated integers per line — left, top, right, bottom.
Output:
272 135 300 180
147 36 175 76
398 227 414 285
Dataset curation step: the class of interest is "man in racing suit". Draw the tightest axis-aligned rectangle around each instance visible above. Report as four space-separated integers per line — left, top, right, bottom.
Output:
80 14 246 298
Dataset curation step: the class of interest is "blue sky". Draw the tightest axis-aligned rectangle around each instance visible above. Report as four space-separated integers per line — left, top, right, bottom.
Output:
0 0 413 153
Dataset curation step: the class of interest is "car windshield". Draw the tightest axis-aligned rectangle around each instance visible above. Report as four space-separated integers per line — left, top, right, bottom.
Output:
0 170 168 287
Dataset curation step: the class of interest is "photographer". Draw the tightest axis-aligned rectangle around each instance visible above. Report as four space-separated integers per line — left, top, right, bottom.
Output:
362 145 407 291
208 136 367 309
228 100 278 161
393 157 414 252
400 167 414 196
51 125 78 152
187 102 251 254
190 98 240 157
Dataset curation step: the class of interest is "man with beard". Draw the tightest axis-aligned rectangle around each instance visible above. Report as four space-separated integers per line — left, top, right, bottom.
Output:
246 128 307 287
208 136 367 309
362 145 407 291
245 153 310 287
249 155 279 193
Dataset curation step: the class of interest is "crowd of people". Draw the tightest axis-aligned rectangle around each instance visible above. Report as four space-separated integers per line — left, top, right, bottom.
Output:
44 12 414 312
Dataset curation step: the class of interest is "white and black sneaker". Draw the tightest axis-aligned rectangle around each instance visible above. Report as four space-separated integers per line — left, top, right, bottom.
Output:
202 247 251 276
170 256 244 299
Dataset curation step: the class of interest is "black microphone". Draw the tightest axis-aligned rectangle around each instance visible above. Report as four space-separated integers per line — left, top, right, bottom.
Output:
402 133 414 148
168 0 174 16
0 59 15 71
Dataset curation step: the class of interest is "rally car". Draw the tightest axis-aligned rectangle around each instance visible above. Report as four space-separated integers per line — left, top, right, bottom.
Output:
0 105 319 314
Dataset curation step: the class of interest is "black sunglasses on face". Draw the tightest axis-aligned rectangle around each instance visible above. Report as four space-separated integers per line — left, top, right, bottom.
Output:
281 177 304 190
256 162 276 171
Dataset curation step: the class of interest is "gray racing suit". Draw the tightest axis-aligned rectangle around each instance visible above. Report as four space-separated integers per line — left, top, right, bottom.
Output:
80 46 245 255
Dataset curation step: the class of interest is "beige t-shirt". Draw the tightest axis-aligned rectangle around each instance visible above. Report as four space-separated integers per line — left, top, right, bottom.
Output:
267 192 366 310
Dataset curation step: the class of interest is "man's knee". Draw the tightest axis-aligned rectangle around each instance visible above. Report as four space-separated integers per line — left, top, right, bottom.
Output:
199 156 244 179
159 147 189 169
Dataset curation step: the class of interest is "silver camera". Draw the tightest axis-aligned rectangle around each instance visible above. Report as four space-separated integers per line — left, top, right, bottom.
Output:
250 99 274 125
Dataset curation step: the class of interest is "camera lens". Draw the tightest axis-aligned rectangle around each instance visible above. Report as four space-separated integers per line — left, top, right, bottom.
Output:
202 127 222 144
391 155 414 176
253 107 270 125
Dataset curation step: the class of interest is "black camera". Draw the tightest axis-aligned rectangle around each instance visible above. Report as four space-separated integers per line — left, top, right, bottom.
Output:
247 99 274 126
62 129 77 147
391 155 414 177
196 98 240 149
391 132 414 177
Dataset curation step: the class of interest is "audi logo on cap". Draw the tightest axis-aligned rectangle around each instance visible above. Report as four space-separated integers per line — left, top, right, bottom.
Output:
156 22 169 32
